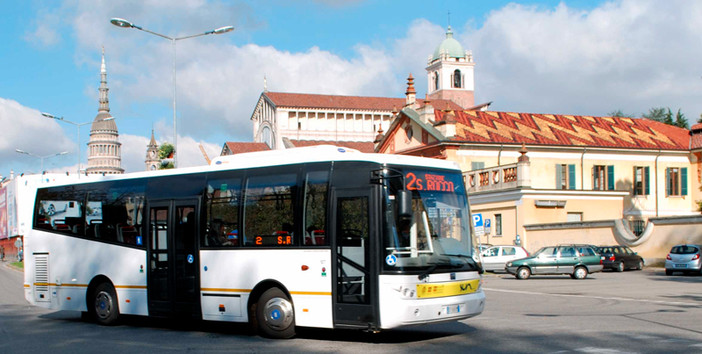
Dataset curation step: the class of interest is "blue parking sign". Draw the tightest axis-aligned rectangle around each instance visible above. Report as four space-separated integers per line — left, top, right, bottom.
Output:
472 213 483 227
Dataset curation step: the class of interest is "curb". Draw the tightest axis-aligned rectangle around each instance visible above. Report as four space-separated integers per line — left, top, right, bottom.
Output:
2 261 23 273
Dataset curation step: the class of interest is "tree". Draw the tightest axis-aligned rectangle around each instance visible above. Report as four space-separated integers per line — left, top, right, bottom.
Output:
158 143 175 169
674 109 688 129
642 107 688 127
608 110 634 118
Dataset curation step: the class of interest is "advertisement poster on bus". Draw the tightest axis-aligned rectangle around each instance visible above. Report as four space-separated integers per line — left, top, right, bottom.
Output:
0 185 7 239
7 181 18 236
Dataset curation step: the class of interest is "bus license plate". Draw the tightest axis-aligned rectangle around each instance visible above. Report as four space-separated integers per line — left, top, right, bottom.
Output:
444 304 461 315
674 264 687 268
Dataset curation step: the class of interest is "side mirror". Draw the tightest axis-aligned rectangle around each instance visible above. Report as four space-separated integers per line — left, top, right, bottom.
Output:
397 190 412 219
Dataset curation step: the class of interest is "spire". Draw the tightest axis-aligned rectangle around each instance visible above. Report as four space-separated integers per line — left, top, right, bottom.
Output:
98 46 110 113
149 129 157 146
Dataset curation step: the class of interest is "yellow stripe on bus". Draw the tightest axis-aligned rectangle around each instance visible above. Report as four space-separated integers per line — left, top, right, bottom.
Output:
416 279 480 299
201 288 252 293
290 291 332 296
32 283 146 289
201 288 331 296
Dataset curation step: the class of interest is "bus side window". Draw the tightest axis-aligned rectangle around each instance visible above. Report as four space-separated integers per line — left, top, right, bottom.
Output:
304 170 329 246
244 173 297 247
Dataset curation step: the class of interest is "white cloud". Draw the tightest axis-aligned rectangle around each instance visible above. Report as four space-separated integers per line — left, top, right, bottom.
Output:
467 0 702 117
0 98 75 175
9 0 702 179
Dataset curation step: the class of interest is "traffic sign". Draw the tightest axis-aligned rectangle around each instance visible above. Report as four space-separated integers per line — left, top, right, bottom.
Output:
472 213 484 237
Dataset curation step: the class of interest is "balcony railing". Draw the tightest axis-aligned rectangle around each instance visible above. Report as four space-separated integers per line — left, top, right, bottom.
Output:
464 162 529 193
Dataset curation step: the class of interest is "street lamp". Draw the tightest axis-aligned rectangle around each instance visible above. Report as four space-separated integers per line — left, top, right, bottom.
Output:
16 149 68 172
110 17 234 168
42 112 114 178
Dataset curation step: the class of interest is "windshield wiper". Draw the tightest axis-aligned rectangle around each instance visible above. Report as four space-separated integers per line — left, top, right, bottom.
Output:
418 263 438 281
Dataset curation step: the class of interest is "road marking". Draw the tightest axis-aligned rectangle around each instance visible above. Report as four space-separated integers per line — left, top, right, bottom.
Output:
484 287 702 307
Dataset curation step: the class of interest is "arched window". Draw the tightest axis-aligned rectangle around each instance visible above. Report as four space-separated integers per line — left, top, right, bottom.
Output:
453 69 462 88
434 72 439 91
262 126 274 149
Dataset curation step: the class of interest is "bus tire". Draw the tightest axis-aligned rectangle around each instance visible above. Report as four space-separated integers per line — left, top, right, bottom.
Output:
255 287 295 339
92 282 120 325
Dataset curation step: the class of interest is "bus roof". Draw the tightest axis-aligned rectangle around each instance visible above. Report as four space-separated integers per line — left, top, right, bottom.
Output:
33 145 461 187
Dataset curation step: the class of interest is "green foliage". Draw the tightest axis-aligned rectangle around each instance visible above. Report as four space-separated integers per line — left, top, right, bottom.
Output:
674 109 688 129
158 143 174 159
608 110 634 118
643 107 688 128
158 143 175 170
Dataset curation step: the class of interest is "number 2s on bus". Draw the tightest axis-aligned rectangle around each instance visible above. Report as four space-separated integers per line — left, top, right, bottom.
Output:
23 146 484 338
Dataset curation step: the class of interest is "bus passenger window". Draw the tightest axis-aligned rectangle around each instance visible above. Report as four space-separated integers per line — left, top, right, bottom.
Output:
304 170 329 246
244 173 297 247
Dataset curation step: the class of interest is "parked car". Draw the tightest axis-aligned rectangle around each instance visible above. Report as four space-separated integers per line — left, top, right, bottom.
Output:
477 243 493 254
505 244 603 280
597 245 644 272
480 245 529 272
665 244 702 275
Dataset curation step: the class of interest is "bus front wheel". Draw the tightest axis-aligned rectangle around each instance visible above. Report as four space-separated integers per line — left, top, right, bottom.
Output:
91 282 120 325
255 287 295 339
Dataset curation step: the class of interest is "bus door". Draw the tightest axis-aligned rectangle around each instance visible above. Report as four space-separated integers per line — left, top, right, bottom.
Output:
146 199 201 318
331 188 379 328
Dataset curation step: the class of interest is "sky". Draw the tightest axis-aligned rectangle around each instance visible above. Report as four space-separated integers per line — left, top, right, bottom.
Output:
2 0 702 178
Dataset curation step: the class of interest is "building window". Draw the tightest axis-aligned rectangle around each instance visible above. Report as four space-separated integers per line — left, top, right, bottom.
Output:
628 219 646 237
471 161 485 171
567 212 583 222
593 165 614 191
495 214 502 236
434 71 439 91
556 164 576 190
633 166 650 196
453 69 462 88
666 167 688 196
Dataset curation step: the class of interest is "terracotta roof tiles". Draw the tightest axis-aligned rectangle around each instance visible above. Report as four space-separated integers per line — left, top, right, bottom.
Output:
435 110 691 150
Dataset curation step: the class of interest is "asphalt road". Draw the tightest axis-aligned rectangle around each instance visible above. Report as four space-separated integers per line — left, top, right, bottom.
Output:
1 263 701 353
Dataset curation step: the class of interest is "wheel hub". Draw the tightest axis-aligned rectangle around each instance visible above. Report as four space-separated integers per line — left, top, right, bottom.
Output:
264 297 293 330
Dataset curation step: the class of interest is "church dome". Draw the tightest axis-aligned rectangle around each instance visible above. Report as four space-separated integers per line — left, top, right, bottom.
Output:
91 112 117 132
432 26 465 61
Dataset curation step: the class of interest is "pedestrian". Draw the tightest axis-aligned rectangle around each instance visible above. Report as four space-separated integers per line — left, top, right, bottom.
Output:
0 245 4 262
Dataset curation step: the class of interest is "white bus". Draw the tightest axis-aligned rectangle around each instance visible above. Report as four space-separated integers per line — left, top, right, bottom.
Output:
24 146 485 338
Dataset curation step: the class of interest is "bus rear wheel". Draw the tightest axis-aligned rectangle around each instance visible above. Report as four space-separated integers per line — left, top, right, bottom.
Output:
91 282 120 325
255 288 295 339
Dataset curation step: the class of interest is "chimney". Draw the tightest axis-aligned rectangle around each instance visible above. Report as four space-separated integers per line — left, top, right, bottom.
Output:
405 74 416 108
420 94 434 124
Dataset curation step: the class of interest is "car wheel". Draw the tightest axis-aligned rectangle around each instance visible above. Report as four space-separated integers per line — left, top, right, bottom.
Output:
573 266 588 279
91 282 120 325
615 262 624 272
516 267 531 280
665 269 673 276
255 287 295 339
635 260 643 270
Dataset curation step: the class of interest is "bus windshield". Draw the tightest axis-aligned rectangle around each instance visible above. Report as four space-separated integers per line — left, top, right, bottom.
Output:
382 168 478 273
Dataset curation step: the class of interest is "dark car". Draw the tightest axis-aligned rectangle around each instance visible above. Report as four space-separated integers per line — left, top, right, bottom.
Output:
505 244 603 280
597 245 644 272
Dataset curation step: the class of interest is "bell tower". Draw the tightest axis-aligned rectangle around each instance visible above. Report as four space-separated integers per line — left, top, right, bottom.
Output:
426 26 475 109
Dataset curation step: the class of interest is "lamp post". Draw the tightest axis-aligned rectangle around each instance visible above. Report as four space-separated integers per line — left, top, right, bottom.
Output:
42 112 113 178
110 18 234 168
15 149 68 172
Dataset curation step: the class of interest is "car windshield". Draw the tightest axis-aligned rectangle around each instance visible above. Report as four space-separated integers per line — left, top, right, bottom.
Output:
381 167 479 272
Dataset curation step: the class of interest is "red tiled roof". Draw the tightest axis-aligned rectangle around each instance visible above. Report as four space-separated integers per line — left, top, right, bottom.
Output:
264 92 463 111
223 142 270 155
435 111 691 150
287 140 376 153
